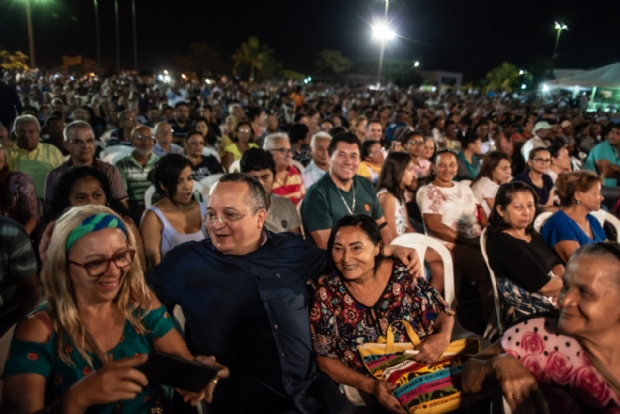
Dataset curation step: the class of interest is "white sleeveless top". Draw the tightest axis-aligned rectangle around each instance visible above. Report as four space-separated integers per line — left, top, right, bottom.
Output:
147 202 208 258
377 189 407 236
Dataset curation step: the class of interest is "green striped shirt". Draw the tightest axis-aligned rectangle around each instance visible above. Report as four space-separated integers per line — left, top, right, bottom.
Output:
116 152 159 206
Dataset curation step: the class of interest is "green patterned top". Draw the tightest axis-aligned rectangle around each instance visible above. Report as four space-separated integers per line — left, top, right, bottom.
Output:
2 305 175 413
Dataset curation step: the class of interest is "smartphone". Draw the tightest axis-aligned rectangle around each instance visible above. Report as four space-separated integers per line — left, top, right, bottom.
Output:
138 352 219 393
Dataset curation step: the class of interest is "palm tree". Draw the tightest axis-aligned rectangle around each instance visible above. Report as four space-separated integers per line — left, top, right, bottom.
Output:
483 62 520 93
232 36 274 82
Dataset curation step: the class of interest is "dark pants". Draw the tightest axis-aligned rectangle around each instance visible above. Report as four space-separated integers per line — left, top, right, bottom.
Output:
452 243 493 324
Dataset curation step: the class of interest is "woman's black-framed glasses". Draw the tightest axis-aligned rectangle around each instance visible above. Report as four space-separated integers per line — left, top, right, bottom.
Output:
68 249 135 277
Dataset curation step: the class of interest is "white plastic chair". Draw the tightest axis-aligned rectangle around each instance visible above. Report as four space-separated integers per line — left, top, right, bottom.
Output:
604 211 620 242
199 174 223 203
291 159 305 173
144 180 204 208
480 228 504 340
100 144 133 165
533 211 553 233
0 324 16 409
202 146 221 162
228 159 240 173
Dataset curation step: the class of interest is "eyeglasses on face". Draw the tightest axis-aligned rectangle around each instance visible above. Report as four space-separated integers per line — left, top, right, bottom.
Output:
270 148 294 156
136 134 155 141
68 138 95 146
68 249 135 277
202 211 251 226
237 128 251 133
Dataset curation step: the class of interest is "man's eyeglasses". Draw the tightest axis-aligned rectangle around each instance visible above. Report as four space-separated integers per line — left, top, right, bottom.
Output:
123 117 136 122
68 249 135 277
202 212 251 226
407 141 424 146
68 138 95 146
238 128 251 133
533 158 551 163
136 134 155 141
270 148 294 156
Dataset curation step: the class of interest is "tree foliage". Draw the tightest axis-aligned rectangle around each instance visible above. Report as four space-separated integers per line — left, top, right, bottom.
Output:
315 50 354 77
174 42 229 78
0 47 29 71
232 36 279 81
281 69 305 81
483 62 521 93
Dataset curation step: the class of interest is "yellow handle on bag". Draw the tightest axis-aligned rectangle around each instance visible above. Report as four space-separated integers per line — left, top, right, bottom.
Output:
384 320 421 353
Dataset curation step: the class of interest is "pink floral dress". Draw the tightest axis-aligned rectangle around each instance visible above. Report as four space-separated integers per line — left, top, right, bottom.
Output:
501 316 620 413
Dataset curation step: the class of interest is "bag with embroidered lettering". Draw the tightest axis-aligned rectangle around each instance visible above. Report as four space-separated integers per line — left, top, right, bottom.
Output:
357 320 479 414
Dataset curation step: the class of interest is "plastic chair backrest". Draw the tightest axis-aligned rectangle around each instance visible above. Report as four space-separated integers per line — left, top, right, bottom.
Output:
391 233 455 306
291 160 305 173
199 174 223 203
533 211 553 233
100 144 133 160
603 211 620 242
480 228 504 339
228 159 241 173
202 146 222 162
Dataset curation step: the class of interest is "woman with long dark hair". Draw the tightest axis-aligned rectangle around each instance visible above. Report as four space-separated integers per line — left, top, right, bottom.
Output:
140 154 207 269
470 151 512 217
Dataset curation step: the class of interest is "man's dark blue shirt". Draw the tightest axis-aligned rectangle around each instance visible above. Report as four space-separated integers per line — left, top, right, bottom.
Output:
147 230 348 413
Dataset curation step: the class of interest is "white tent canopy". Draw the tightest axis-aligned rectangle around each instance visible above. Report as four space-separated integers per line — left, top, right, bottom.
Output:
547 63 620 89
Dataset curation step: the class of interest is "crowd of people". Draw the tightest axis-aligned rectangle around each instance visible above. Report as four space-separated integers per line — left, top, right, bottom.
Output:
2 68 620 413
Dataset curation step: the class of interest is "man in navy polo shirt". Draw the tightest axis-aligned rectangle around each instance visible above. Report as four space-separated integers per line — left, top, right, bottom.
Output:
148 173 420 414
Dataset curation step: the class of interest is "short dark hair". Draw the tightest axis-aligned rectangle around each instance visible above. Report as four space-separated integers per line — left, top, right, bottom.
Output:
328 126 347 138
246 107 264 122
322 119 335 128
487 181 540 236
183 130 204 142
240 148 276 177
328 132 362 156
367 118 383 129
293 113 308 123
460 130 481 148
174 101 189 110
327 214 385 273
548 143 566 159
361 140 381 159
152 154 193 204
289 124 309 145
45 115 63 127
217 173 267 212
603 123 620 137
148 105 159 112
528 146 550 162
201 103 213 111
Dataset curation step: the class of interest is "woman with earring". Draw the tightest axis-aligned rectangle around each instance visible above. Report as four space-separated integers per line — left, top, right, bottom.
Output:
542 171 607 263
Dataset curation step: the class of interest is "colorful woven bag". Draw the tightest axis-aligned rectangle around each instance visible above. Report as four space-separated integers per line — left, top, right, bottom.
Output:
357 320 480 413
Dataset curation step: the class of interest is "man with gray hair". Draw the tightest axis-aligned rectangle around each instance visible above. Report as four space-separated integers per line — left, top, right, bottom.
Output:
107 110 137 146
148 172 420 414
4 114 64 200
264 132 305 205
44 121 128 208
153 121 185 157
302 132 332 189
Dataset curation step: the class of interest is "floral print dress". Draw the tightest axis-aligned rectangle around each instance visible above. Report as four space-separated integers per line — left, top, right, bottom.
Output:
501 316 620 413
3 306 175 414
309 260 454 375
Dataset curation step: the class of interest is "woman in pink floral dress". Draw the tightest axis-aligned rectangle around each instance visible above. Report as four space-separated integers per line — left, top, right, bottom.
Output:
461 242 620 413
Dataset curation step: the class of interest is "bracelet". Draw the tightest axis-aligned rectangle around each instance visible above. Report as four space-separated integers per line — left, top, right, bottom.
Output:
548 271 559 278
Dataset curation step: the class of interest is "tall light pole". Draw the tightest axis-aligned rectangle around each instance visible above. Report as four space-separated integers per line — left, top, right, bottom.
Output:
132 0 138 71
553 22 568 59
114 0 121 73
24 0 36 68
93 0 101 70
374 0 391 88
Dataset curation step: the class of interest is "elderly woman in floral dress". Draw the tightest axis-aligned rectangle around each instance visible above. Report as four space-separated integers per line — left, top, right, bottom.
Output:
462 242 620 414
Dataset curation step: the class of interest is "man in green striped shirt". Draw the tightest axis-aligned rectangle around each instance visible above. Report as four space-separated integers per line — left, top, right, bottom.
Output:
116 126 159 215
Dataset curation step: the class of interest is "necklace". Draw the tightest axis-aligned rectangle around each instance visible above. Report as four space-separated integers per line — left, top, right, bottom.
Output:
337 182 356 215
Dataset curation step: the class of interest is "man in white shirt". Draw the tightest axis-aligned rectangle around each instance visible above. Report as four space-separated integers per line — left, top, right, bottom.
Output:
153 122 185 157
302 132 331 189
521 121 553 161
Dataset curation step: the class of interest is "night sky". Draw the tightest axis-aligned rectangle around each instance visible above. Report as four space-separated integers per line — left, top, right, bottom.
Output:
1 0 620 80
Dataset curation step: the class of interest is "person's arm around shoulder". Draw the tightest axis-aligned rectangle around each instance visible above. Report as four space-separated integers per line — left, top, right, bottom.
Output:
221 151 234 172
139 209 163 270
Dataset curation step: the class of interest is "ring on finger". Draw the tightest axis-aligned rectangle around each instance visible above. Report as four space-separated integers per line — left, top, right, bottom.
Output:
513 395 521 400
211 378 218 385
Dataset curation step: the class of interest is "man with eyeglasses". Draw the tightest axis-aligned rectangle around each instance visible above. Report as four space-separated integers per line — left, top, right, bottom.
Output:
116 126 159 214
152 122 185 157
108 110 137 146
44 121 128 210
148 173 420 414
264 133 305 205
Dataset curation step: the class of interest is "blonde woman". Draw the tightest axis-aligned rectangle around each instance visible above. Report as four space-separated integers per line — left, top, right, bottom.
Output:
349 115 368 143
2 205 228 413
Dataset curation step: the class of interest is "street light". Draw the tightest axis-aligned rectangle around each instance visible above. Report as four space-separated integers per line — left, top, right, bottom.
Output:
372 23 396 88
19 0 36 68
554 22 568 58
414 61 420 67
